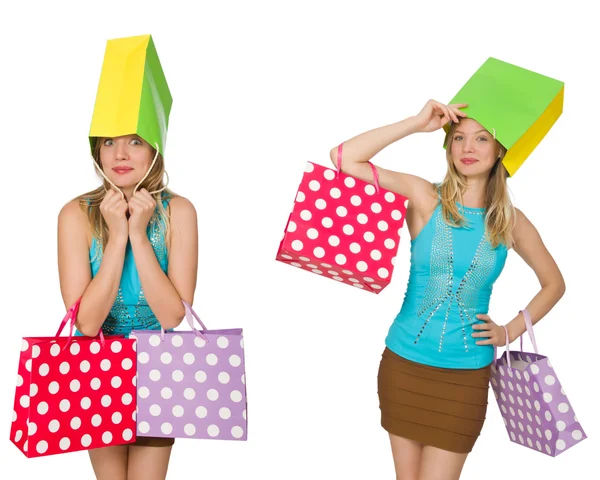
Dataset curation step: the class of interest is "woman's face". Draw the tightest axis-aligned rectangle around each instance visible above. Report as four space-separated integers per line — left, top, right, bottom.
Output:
99 134 154 188
449 118 499 177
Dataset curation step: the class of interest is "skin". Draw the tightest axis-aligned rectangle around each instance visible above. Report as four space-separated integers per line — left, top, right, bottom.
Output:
57 134 199 480
330 100 565 480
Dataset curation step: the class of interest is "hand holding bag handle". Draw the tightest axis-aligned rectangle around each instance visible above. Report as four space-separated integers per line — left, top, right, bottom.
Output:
493 325 512 369
519 309 539 354
55 297 106 351
336 143 381 193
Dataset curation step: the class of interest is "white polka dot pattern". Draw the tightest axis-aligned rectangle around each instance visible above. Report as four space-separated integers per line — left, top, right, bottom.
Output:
11 336 137 457
132 326 247 441
276 161 407 293
490 350 586 457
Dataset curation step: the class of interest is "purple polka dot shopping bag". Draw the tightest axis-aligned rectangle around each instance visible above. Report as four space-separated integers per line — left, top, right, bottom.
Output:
131 301 247 441
490 310 586 456
276 144 408 293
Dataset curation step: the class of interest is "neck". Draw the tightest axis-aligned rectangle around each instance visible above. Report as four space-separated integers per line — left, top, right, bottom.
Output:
461 176 489 208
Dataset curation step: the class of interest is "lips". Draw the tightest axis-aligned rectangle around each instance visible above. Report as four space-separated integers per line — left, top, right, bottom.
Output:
460 158 478 165
112 167 133 174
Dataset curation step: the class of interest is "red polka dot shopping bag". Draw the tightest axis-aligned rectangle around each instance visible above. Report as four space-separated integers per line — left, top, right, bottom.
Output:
276 145 408 293
491 310 586 456
10 298 137 458
131 301 247 441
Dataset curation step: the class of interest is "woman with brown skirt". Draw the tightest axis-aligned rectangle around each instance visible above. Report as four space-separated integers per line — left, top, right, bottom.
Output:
330 99 565 479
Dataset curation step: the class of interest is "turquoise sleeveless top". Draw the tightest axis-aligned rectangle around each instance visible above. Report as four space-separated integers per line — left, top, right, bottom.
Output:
385 202 508 369
76 194 171 337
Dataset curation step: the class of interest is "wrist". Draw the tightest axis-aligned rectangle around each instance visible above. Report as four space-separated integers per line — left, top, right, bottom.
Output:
402 116 421 135
129 231 150 247
107 233 129 248
505 320 521 344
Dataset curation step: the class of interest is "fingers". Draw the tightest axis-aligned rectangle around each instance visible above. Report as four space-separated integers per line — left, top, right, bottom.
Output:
130 189 156 208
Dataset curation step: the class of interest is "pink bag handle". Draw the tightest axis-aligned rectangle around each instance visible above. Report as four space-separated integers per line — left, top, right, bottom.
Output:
336 143 380 193
160 300 209 343
493 325 511 369
519 309 539 354
55 297 106 351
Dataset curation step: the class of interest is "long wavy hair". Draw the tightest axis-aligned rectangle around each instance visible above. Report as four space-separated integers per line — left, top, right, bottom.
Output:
439 122 515 248
75 138 174 255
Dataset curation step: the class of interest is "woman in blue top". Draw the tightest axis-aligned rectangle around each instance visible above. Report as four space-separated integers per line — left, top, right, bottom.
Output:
57 133 198 479
331 99 565 479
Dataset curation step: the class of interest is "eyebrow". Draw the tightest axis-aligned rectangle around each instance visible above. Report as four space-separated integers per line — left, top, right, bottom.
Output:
454 129 489 135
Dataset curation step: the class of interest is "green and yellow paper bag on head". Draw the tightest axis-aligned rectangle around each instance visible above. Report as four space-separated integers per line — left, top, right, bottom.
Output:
445 57 564 176
89 34 172 156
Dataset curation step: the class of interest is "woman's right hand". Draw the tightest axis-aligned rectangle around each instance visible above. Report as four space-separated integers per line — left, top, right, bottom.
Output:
412 100 468 133
100 189 129 241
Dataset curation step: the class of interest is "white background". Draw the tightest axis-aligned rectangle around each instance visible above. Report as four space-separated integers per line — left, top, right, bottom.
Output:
0 1 597 478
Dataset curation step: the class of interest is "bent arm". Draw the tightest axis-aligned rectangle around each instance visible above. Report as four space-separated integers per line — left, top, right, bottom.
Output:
329 116 436 209
58 200 128 336
506 209 566 342
130 197 198 330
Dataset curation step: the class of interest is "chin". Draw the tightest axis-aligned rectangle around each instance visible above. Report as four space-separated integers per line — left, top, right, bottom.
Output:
454 163 489 178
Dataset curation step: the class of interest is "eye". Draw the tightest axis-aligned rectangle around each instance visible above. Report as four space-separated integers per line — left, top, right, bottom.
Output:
477 136 488 141
454 135 463 141
103 139 114 146
130 138 143 146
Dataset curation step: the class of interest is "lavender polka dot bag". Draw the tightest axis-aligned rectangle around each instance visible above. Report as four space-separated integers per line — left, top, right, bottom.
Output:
490 310 585 456
130 301 247 441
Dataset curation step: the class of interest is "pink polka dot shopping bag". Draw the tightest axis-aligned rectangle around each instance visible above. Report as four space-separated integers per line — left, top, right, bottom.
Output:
276 144 408 293
131 301 247 441
10 298 138 458
490 310 586 456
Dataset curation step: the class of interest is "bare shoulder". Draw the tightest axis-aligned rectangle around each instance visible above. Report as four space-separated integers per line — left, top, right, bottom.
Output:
512 207 543 246
58 198 91 246
58 199 88 226
167 195 197 218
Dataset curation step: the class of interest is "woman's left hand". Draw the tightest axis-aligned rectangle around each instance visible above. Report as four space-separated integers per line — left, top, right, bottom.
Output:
472 314 508 346
128 188 157 240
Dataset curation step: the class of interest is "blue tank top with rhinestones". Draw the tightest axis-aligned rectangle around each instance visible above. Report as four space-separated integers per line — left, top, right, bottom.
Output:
76 194 171 337
385 202 508 369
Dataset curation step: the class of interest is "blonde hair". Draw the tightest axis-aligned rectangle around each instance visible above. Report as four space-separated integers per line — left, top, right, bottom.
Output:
440 122 515 248
75 138 174 256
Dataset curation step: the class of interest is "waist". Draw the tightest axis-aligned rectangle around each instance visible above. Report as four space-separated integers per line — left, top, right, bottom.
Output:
385 309 494 369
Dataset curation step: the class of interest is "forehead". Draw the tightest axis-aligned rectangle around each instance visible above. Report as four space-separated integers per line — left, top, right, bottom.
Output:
455 118 488 133
109 134 142 141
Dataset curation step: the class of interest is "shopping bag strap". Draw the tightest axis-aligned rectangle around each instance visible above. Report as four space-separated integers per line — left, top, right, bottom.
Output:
519 309 539 354
335 143 380 193
160 300 209 343
493 324 512 369
55 297 106 350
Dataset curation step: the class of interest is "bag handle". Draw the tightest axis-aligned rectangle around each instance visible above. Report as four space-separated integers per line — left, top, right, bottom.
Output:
160 300 209 343
493 325 511 369
335 143 380 193
55 297 106 351
519 309 539 354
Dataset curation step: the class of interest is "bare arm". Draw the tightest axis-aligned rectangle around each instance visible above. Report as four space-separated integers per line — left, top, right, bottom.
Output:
505 209 566 342
329 100 468 210
129 196 198 330
57 199 128 336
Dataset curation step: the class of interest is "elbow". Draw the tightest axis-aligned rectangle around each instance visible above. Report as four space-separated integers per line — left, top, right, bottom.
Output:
75 321 99 337
557 278 566 300
160 304 186 331
329 147 338 167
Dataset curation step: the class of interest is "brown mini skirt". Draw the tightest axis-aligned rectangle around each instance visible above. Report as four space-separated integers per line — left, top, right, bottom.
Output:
133 436 175 447
377 348 491 453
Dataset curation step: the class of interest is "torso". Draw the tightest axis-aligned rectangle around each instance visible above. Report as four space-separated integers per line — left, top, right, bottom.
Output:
385 199 508 369
88 194 172 336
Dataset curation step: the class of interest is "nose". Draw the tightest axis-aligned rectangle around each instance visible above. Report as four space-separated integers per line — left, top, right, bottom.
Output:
114 140 129 161
462 137 475 153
